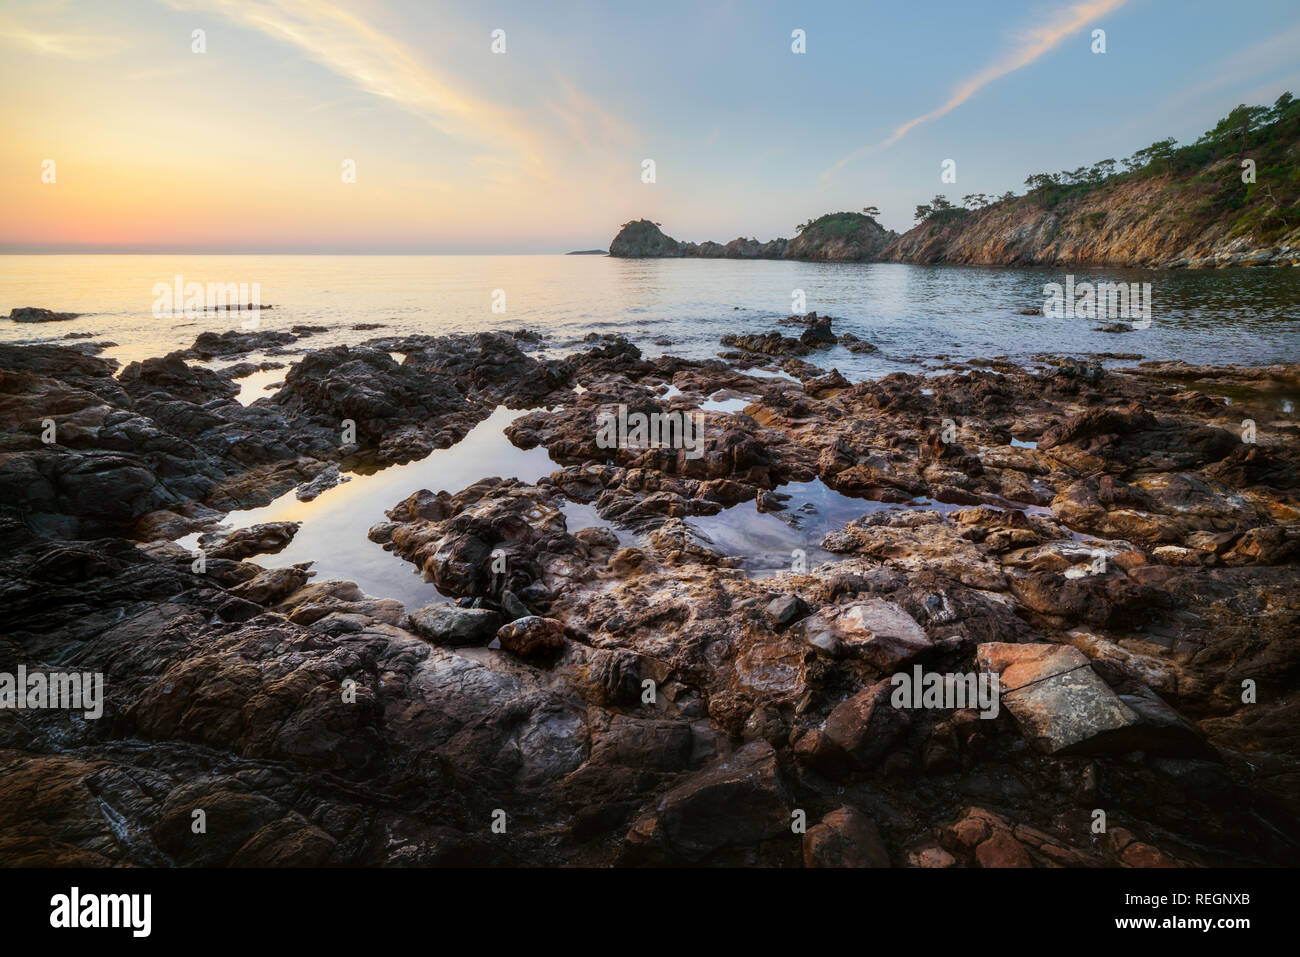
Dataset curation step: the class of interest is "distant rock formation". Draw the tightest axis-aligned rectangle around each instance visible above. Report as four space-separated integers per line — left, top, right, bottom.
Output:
611 180 1299 267
608 220 686 257
608 212 894 262
784 213 896 262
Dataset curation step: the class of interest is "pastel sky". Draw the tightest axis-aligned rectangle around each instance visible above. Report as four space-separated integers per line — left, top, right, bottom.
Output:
2 0 1299 253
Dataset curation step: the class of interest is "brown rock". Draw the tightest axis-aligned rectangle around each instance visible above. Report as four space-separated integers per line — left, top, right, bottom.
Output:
822 679 911 765
495 616 565 658
802 806 890 867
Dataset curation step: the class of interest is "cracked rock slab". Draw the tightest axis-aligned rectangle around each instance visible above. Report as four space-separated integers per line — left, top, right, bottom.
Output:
976 642 1139 754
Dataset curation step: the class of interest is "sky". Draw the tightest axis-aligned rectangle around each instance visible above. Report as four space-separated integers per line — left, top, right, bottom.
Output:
2 0 1299 253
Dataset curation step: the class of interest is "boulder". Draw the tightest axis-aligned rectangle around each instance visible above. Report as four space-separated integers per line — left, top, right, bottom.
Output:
198 521 300 560
619 741 793 865
822 678 911 765
801 599 933 667
407 604 502 646
802 807 890 867
766 594 810 629
495 616 565 658
228 566 311 605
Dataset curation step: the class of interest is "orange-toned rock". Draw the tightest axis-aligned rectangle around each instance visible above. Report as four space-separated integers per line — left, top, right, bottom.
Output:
977 642 1139 753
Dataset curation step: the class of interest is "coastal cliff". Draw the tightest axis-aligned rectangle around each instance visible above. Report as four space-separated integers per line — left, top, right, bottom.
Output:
882 159 1299 268
611 93 1300 268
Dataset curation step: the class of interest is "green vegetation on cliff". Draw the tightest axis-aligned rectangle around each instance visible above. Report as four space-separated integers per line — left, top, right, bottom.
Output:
785 211 895 261
916 92 1300 242
795 211 876 236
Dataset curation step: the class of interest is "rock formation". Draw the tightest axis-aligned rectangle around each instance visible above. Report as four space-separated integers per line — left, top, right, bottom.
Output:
1 326 1296 866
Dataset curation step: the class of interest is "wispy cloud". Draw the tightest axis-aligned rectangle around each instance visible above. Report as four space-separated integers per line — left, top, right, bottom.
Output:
159 0 640 193
304 93 374 115
546 77 637 153
159 0 553 175
823 0 1128 179
0 14 128 58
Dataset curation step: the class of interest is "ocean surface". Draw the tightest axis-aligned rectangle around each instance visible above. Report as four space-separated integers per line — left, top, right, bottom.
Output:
2 254 1297 373
3 254 1297 607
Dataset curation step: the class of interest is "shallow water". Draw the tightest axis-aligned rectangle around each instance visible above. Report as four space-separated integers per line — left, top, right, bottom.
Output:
2 255 1297 375
691 478 906 575
184 404 958 606
700 394 753 414
228 366 285 405
184 406 557 608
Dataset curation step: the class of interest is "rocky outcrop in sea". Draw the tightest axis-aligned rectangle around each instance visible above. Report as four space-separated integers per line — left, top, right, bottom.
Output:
609 214 895 262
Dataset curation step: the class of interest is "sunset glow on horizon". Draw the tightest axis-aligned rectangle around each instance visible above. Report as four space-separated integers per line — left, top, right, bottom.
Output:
3 0 1299 252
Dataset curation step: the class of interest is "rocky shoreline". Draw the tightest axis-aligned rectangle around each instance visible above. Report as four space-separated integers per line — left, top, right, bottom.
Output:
1 319 1297 866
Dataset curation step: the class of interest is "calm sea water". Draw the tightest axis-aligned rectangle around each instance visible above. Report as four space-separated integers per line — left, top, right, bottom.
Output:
1 255 1297 373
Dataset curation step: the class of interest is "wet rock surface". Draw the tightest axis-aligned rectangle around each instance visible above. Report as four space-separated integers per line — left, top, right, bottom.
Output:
9 307 82 323
196 521 301 560
0 330 1297 867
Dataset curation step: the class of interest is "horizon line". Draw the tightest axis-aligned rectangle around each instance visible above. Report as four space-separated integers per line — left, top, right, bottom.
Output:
0 249 611 256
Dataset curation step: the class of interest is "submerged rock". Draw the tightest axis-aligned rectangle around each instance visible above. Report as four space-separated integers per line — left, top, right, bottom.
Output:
9 306 81 323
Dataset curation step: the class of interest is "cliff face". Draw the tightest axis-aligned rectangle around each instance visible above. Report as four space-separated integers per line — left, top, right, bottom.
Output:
882 161 1300 268
608 213 895 262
